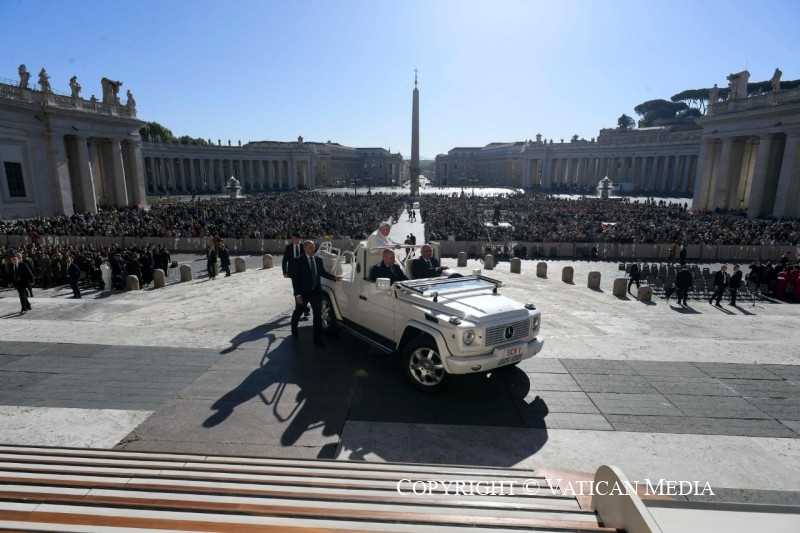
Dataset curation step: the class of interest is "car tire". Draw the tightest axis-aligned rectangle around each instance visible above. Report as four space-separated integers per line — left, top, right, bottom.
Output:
401 336 452 393
320 293 336 333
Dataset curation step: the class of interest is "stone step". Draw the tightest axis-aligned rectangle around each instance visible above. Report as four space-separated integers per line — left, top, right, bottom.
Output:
0 444 617 532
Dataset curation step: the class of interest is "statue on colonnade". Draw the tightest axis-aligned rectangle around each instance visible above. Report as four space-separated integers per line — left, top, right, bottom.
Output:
38 68 51 92
18 64 30 89
126 89 136 108
69 76 81 98
771 68 782 92
101 77 123 105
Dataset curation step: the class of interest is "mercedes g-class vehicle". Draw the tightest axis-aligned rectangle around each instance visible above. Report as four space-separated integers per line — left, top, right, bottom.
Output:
316 241 544 393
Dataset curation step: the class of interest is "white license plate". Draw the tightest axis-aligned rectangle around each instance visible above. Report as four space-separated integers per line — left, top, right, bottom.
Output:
495 344 526 366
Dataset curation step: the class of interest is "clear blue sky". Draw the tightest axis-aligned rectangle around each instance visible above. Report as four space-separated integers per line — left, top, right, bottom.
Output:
2 0 797 158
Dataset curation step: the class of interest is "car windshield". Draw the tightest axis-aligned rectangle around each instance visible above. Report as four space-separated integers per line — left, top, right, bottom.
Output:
400 276 497 296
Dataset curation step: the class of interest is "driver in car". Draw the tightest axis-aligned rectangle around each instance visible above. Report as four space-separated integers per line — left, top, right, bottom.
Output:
370 248 408 284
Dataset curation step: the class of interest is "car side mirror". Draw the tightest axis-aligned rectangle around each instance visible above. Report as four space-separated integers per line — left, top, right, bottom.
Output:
376 278 392 290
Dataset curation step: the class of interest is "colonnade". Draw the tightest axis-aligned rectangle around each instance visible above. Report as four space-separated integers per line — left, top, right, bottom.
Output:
694 132 800 217
528 153 698 192
143 156 313 193
63 136 145 212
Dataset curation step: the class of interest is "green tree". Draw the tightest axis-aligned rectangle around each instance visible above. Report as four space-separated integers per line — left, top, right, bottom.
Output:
139 121 175 143
633 99 688 127
617 113 635 129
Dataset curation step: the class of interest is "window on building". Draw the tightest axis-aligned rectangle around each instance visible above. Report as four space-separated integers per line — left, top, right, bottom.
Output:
4 162 26 197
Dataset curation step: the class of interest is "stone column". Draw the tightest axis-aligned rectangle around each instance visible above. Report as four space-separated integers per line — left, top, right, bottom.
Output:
710 138 736 209
679 156 690 192
542 156 552 189
257 159 265 190
124 140 146 207
75 136 97 213
106 139 129 206
188 158 196 191
168 158 176 192
160 158 167 191
693 138 718 210
670 156 681 192
772 133 800 218
747 135 776 218
633 157 642 189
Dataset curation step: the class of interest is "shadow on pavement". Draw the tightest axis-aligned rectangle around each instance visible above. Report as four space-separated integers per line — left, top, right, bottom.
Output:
203 316 550 462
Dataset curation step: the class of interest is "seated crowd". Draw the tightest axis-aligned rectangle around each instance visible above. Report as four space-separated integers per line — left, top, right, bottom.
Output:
422 194 800 245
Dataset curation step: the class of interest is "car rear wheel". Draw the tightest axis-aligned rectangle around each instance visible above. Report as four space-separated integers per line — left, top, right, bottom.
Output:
402 337 452 393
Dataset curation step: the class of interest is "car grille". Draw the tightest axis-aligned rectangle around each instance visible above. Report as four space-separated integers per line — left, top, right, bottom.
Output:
485 318 530 346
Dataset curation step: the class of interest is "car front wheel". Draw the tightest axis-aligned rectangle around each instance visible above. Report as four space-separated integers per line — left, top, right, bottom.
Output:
402 337 452 393
320 293 335 333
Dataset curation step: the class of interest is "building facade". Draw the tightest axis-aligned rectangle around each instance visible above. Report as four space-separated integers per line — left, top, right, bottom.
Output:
436 69 800 219
692 71 800 218
435 128 702 194
0 69 146 219
140 140 402 194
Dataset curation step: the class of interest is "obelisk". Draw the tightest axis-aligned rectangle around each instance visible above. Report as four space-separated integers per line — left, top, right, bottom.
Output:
409 69 420 197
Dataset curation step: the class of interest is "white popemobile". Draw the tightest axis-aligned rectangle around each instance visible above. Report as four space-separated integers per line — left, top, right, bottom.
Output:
316 241 544 393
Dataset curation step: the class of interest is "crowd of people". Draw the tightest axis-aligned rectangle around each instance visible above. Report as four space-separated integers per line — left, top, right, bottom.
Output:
0 192 407 241
3 191 799 306
421 194 800 245
3 191 798 247
1 242 174 296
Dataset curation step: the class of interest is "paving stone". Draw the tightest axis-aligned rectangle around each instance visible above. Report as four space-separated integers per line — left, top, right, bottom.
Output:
0 372 53 392
0 342 51 356
572 374 657 394
521 391 601 414
0 355 24 368
720 379 800 398
759 365 800 381
646 377 739 397
627 361 708 378
538 413 613 431
588 393 681 416
606 415 798 438
665 395 771 419
747 398 800 420
35 344 109 357
434 403 523 427
527 373 583 392
780 420 800 434
520 358 569 374
560 359 637 375
693 362 782 380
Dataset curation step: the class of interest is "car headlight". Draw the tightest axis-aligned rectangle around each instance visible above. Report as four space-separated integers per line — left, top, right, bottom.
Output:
531 315 541 332
463 330 475 345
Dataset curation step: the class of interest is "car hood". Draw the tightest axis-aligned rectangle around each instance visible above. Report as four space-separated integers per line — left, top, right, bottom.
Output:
406 291 526 323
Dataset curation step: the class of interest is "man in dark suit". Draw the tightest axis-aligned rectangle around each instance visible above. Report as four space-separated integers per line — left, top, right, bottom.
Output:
291 240 341 346
219 243 231 277
412 244 450 279
628 259 642 294
710 264 730 306
729 264 743 306
10 252 34 314
283 232 309 319
675 265 694 306
370 249 408 284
